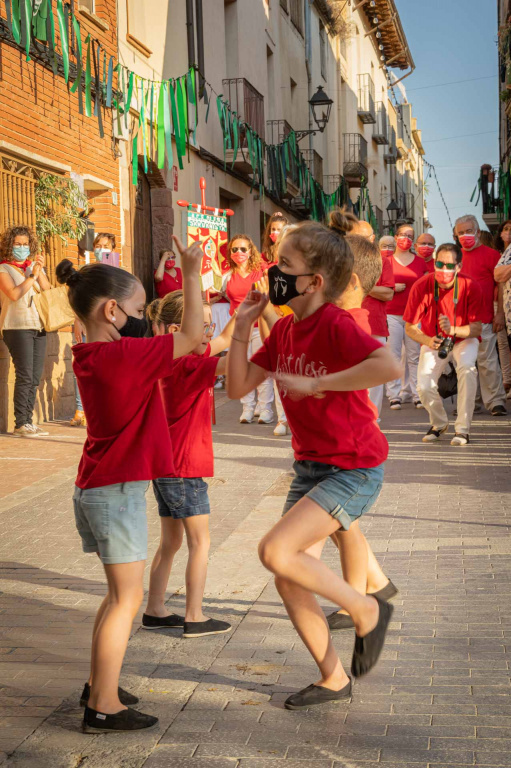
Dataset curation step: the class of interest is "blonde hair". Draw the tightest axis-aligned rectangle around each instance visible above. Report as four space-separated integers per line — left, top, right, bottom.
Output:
346 235 382 297
156 290 209 327
226 234 261 272
286 221 354 303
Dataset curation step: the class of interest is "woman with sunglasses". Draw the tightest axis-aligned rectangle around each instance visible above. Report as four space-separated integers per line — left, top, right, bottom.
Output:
142 291 236 638
225 234 274 424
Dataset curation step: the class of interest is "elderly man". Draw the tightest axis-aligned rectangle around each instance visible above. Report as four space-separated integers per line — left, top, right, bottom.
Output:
454 215 507 416
404 243 483 446
415 232 436 272
351 219 376 242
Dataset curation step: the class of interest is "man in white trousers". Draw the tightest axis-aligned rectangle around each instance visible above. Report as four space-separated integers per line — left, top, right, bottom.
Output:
404 243 483 446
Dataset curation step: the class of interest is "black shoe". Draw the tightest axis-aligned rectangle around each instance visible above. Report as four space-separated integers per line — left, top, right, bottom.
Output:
372 580 399 603
80 682 139 707
351 596 394 679
491 405 508 416
327 611 354 631
183 618 232 638
422 424 448 443
82 706 158 733
284 679 352 710
141 612 185 630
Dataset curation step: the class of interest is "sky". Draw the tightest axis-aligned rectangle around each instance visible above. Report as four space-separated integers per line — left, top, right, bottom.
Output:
395 0 499 244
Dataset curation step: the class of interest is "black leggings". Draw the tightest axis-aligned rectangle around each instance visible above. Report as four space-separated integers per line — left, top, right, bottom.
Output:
3 329 47 428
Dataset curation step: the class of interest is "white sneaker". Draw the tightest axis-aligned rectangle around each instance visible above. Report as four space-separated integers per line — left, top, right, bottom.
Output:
31 424 50 436
413 400 424 409
451 433 469 446
422 424 448 443
214 377 224 390
258 408 274 424
254 404 261 418
273 421 289 436
240 407 255 424
12 424 37 438
389 400 402 410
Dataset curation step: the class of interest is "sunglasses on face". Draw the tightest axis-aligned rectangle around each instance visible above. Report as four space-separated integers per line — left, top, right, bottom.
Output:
204 322 216 334
434 260 457 270
231 246 249 254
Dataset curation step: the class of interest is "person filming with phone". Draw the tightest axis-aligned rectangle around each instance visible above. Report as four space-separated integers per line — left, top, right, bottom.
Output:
403 243 483 447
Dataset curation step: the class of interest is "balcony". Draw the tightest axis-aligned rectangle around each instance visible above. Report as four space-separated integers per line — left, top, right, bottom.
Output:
324 174 343 193
222 78 265 172
266 120 301 198
384 125 397 163
357 74 376 124
374 205 384 235
266 119 293 145
302 149 323 185
400 192 415 222
343 133 368 187
373 102 388 145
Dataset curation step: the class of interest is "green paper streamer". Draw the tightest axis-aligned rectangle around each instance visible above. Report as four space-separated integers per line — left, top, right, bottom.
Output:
149 81 155 164
92 40 104 137
46 0 57 75
56 0 69 82
70 14 82 95
176 77 188 165
126 70 134 115
132 133 139 186
231 113 239 169
169 80 183 170
106 57 114 108
157 82 166 170
84 34 92 117
10 0 21 44
20 0 31 61
163 82 174 170
140 79 148 173
33 0 48 42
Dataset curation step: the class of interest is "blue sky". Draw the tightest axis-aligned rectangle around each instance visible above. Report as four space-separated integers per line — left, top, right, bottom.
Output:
396 0 499 244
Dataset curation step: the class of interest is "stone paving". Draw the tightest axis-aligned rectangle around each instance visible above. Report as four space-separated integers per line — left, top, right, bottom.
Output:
0 394 510 767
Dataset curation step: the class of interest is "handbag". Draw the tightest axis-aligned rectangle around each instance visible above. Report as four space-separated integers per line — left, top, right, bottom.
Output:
32 283 75 332
437 362 458 399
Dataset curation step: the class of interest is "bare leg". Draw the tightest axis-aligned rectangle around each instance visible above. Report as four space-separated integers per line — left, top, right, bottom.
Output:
88 560 146 714
145 518 184 617
88 593 109 685
183 514 210 622
332 523 388 615
275 540 350 691
258 498 379 638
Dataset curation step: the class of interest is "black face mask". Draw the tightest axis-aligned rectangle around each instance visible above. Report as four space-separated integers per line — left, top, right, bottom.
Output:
116 306 148 338
268 264 314 306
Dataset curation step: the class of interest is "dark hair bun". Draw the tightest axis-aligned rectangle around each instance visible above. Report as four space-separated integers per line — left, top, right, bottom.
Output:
328 207 358 237
56 259 80 287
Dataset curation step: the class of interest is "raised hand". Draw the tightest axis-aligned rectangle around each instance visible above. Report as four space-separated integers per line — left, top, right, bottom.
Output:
172 235 202 277
256 272 269 295
236 286 269 327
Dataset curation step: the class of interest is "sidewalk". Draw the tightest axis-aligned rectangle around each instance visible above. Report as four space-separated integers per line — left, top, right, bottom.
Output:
1 397 511 767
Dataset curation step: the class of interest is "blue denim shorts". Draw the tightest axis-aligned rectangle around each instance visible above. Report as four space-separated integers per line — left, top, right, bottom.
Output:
153 477 210 519
283 461 384 530
72 481 149 564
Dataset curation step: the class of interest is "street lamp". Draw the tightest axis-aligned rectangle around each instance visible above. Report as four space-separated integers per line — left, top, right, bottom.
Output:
386 199 400 223
295 86 334 142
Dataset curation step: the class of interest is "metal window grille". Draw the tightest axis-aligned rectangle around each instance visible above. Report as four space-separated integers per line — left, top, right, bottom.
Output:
0 154 63 284
343 133 368 182
302 149 323 184
289 0 303 34
222 78 265 142
357 74 376 124
373 102 388 144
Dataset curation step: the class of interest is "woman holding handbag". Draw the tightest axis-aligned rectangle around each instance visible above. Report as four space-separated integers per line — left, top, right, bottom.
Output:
0 226 51 436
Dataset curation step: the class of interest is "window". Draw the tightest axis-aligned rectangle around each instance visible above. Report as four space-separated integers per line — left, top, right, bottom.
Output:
126 0 152 57
80 0 95 11
289 0 303 34
320 22 327 80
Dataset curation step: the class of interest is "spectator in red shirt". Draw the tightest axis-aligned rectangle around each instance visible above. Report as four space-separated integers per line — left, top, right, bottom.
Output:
379 235 396 260
455 215 507 416
224 234 274 424
404 242 483 446
415 232 436 273
261 211 290 268
386 223 429 410
154 248 183 299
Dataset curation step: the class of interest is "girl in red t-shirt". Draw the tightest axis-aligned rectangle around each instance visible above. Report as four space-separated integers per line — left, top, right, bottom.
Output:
56 237 204 734
142 291 235 640
154 247 183 299
386 223 428 410
227 222 400 709
225 234 274 424
261 211 289 268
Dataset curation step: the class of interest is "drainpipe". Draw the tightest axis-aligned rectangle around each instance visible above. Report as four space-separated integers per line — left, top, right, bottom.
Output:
195 0 205 94
186 0 195 70
305 1 313 153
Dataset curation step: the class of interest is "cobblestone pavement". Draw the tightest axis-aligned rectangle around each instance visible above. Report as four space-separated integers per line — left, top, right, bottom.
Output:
1 394 510 767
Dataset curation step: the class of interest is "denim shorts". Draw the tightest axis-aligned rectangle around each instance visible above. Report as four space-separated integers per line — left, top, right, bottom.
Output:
153 477 210 519
72 481 149 564
283 461 384 530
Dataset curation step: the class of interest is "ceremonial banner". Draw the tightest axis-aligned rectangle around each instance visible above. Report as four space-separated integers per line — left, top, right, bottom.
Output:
186 209 230 291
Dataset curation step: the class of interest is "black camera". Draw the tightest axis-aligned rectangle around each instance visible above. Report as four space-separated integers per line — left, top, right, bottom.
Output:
438 336 455 359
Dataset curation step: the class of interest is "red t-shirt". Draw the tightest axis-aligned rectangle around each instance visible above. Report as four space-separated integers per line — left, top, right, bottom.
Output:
362 256 395 337
251 303 388 469
73 335 175 489
154 268 183 299
348 307 373 336
403 273 483 344
459 244 500 323
423 258 435 274
226 269 264 315
386 255 430 316
160 348 219 478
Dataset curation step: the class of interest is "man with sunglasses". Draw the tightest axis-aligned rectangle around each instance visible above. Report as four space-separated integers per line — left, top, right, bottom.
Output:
403 243 483 446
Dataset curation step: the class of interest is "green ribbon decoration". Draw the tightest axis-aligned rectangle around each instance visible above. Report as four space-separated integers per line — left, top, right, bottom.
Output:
33 0 47 42
92 40 104 138
186 68 198 145
106 57 114 108
132 133 139 186
120 66 127 126
231 113 239 169
69 14 83 99
125 71 134 124
169 80 183 170
216 96 228 168
149 81 154 163
176 77 188 166
56 0 69 82
10 0 21 43
46 0 57 75
157 82 166 170
140 79 148 173
19 0 31 61
204 85 211 123
163 81 174 170
84 34 92 117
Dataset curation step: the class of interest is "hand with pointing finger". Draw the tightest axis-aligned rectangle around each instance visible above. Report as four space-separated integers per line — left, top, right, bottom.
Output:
172 235 202 278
